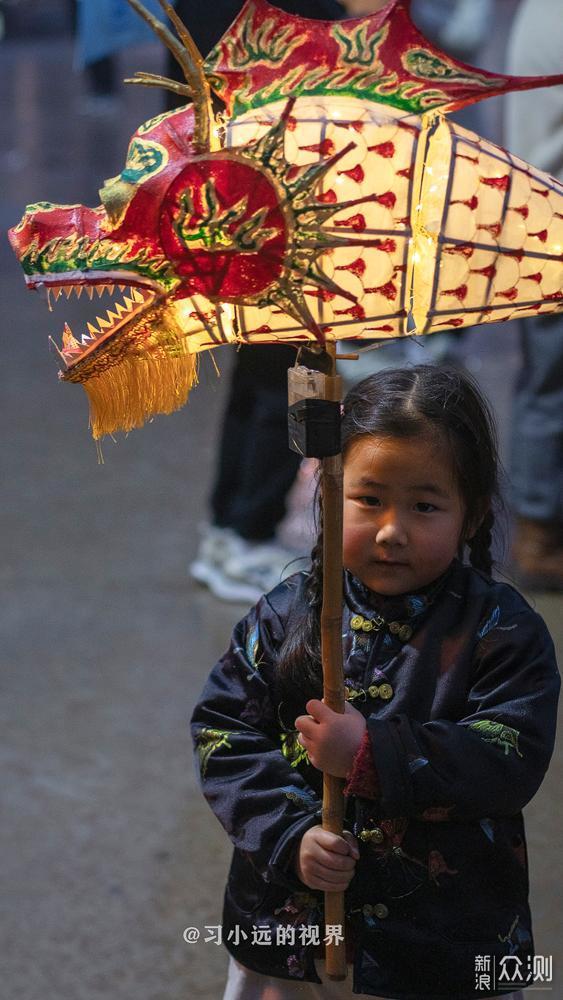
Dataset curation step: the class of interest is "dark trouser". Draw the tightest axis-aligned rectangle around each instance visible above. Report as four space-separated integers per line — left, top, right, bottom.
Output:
510 313 563 523
211 345 301 542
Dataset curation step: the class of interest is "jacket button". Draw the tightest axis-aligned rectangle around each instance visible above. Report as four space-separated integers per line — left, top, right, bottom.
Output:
373 903 389 919
378 683 394 701
368 684 380 698
398 624 413 642
359 827 384 844
350 615 364 631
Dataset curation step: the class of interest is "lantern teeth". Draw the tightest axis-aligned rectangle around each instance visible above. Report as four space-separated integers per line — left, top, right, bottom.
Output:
62 323 79 349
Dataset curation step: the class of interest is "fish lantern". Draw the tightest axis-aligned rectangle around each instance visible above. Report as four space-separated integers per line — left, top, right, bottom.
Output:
8 0 563 439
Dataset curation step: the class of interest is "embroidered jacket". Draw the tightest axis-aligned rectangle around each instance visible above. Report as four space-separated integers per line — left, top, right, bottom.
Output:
190 561 559 999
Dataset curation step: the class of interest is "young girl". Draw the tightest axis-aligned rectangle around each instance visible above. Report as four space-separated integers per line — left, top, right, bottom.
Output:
191 365 559 1000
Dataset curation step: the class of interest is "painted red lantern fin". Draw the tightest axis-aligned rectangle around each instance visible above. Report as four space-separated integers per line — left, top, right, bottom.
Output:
205 0 563 118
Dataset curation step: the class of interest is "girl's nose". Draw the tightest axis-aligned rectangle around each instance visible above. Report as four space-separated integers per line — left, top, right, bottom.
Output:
375 515 408 547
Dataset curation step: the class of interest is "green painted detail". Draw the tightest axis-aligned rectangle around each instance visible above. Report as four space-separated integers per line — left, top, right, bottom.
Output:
24 201 78 214
226 71 448 118
174 181 277 253
217 17 304 70
19 235 175 285
403 49 500 88
121 138 168 185
332 22 389 67
195 727 233 778
280 731 310 769
468 720 523 758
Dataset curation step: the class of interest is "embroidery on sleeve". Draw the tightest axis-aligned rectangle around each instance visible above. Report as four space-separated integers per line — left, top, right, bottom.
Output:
281 785 318 809
468 719 523 757
280 731 310 768
194 727 233 777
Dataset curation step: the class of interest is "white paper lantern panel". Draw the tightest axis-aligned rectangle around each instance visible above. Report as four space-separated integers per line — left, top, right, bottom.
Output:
226 97 423 344
409 115 563 334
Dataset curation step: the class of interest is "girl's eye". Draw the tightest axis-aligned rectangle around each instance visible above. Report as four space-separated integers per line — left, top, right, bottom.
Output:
414 502 437 513
358 496 381 507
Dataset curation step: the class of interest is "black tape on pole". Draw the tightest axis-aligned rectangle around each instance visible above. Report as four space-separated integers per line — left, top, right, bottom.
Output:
288 398 341 458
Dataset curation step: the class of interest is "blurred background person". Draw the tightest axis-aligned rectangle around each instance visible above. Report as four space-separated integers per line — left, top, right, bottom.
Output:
505 0 563 591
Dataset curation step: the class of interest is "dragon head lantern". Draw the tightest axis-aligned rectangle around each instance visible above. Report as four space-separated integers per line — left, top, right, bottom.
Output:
9 0 563 438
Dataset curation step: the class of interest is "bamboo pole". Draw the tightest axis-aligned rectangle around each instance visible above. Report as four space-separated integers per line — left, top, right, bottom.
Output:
320 344 347 980
288 344 347 979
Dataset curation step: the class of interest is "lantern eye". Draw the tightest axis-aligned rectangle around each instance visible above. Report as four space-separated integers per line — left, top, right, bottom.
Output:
99 175 137 227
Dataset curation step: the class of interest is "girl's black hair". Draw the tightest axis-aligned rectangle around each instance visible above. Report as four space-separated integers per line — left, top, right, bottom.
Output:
275 364 504 723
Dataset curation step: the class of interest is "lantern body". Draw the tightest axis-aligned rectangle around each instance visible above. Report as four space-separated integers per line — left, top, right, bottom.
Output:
409 115 563 333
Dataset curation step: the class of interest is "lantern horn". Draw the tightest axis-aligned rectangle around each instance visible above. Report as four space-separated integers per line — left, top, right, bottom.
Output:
124 0 217 152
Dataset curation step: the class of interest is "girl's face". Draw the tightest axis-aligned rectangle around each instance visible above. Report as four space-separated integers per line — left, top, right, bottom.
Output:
343 434 467 596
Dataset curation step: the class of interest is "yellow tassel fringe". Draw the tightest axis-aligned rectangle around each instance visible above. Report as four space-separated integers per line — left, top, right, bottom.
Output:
83 352 198 439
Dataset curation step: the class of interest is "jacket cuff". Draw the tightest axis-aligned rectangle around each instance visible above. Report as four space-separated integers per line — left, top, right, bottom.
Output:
265 811 322 892
344 729 381 799
366 716 414 816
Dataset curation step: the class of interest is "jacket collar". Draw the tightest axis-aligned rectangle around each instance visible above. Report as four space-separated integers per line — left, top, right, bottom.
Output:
344 560 458 625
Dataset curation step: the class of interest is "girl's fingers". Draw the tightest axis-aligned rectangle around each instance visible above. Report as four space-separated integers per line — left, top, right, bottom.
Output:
314 829 356 856
342 830 360 860
312 847 356 872
308 869 354 891
295 715 316 738
310 879 352 892
311 863 354 884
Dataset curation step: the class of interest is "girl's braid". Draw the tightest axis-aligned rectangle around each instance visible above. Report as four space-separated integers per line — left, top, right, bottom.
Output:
468 509 495 576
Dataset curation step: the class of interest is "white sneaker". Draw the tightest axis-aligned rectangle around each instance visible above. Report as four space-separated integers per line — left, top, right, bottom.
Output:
190 526 300 603
224 540 299 597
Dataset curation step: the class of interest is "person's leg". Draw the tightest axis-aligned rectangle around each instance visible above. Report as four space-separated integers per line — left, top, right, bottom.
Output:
209 350 254 530
211 345 300 542
510 314 563 588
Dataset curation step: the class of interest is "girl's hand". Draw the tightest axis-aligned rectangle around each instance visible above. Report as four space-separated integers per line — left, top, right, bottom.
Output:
295 699 367 777
295 825 360 891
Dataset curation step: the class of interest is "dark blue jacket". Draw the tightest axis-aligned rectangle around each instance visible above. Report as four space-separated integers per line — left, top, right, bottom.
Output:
190 561 559 998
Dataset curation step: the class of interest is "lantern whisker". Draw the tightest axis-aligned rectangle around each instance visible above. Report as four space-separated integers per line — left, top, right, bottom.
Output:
124 72 193 100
